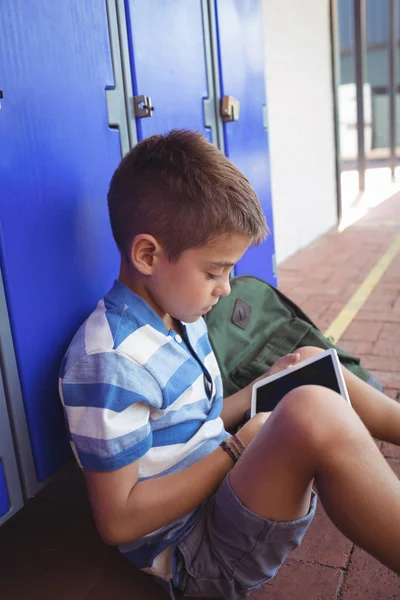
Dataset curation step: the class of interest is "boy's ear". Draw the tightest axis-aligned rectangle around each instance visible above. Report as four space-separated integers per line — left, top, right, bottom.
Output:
130 234 163 275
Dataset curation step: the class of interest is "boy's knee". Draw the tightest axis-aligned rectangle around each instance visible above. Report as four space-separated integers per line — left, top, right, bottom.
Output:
274 385 364 452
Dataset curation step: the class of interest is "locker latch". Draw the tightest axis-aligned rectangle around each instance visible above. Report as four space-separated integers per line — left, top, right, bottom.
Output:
221 96 240 122
134 95 154 118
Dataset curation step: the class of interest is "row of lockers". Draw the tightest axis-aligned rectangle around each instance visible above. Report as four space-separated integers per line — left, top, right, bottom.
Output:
0 0 276 525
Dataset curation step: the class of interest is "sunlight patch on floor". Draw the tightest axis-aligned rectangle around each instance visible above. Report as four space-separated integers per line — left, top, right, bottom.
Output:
339 167 400 231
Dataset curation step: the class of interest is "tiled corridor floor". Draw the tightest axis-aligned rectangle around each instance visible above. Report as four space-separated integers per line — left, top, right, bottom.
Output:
1 192 400 600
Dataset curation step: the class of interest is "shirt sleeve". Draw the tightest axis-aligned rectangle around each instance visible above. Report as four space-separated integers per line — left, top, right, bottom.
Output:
60 350 162 472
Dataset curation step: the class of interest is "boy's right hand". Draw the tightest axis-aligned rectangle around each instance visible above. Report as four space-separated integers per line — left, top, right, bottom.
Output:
238 411 271 447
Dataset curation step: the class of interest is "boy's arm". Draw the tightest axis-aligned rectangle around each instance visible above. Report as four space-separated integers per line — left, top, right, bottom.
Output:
85 413 268 545
220 352 302 430
220 383 252 430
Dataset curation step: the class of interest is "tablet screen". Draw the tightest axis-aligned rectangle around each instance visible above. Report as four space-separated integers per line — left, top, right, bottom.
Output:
255 354 342 413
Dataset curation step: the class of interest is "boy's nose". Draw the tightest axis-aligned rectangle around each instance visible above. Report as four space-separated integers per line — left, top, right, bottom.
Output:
217 278 231 297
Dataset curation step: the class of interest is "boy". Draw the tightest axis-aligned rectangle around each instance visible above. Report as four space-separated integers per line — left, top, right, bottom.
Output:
60 130 400 599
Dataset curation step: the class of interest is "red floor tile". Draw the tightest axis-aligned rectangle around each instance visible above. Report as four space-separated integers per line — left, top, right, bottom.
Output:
290 503 352 568
254 559 343 600
339 548 400 600
368 370 400 388
338 340 375 355
85 559 169 600
378 322 400 341
354 355 400 372
341 321 384 342
381 443 400 460
357 310 400 323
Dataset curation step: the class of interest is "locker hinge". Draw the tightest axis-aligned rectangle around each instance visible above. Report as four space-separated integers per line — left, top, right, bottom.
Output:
134 95 154 118
262 105 268 131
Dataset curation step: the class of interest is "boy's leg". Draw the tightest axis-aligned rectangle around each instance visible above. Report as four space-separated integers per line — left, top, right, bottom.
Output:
296 346 400 445
340 363 400 444
230 385 400 574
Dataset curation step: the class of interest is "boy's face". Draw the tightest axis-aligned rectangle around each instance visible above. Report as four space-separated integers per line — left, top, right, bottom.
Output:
148 233 251 325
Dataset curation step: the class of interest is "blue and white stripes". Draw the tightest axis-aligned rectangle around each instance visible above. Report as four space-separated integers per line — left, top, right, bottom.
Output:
59 279 226 578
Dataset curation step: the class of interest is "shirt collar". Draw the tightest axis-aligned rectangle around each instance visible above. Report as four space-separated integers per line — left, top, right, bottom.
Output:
105 279 173 336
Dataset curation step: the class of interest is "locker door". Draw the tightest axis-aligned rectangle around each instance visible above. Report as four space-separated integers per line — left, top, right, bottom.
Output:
0 1 122 487
124 0 212 141
0 368 23 526
214 0 277 285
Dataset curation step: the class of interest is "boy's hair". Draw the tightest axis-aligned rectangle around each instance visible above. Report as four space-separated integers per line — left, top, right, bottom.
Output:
107 129 268 262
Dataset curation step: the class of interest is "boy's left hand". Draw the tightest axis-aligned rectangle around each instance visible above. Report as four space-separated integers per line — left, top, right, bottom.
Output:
254 352 301 385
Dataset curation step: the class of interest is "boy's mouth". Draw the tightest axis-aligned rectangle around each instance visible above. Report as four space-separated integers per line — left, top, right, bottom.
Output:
202 302 218 313
202 306 212 313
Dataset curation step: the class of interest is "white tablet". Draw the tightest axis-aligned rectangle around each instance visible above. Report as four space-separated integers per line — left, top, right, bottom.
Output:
251 348 351 417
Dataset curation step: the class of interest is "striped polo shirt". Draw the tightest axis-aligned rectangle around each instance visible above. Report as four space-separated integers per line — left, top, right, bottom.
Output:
59 279 227 579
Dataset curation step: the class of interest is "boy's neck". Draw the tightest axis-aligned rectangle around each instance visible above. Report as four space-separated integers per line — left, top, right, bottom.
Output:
118 260 182 334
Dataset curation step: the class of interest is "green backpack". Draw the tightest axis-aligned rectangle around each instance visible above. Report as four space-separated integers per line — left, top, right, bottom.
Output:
205 275 382 397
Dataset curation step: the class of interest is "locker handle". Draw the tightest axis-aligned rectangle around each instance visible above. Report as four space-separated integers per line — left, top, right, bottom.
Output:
134 95 154 118
221 96 240 122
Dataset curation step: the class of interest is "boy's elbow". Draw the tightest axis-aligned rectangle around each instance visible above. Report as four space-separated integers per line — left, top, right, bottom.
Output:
93 517 118 545
98 527 121 546
94 515 140 546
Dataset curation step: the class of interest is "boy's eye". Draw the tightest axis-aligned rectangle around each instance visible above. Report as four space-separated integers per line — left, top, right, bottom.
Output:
207 273 223 281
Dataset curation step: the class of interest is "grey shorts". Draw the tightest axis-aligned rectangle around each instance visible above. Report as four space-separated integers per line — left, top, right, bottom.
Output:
168 474 317 600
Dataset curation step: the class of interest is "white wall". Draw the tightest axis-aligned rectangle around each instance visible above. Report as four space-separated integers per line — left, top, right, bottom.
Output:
262 0 338 264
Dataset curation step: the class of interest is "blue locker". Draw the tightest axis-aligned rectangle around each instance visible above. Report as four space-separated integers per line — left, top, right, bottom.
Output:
214 0 277 285
124 0 212 141
0 0 276 508
0 364 23 525
125 0 276 283
0 464 9 518
0 1 122 484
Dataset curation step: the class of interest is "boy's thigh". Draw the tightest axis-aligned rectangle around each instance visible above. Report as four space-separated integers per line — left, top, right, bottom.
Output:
176 474 317 599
